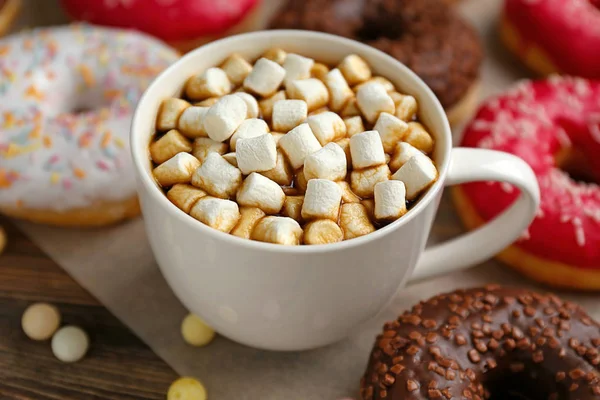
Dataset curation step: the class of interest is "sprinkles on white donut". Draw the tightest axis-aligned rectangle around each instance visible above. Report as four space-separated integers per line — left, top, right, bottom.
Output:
0 24 179 226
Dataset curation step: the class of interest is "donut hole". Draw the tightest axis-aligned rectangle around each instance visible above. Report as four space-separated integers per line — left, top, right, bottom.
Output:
484 361 565 400
555 147 598 185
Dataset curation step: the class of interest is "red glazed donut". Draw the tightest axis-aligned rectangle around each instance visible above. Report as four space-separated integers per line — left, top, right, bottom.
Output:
453 76 600 291
60 0 260 52
500 0 600 78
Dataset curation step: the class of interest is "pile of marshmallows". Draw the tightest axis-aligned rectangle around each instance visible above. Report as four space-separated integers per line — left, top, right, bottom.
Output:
151 49 438 245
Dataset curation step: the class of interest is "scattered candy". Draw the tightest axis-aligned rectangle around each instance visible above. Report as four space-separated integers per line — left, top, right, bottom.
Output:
51 325 89 363
21 302 61 341
167 377 207 400
181 314 216 347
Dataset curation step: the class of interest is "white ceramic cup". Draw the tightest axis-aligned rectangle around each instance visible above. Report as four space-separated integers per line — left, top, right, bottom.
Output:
131 30 540 351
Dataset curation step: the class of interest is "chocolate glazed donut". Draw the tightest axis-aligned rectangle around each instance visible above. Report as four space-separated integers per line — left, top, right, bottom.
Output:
361 286 600 399
270 0 483 125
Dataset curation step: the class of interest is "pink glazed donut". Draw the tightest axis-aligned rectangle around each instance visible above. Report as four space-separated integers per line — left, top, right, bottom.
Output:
60 0 260 52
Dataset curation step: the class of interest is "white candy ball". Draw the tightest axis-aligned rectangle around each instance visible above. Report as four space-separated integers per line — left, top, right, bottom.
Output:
51 326 89 363
21 303 61 341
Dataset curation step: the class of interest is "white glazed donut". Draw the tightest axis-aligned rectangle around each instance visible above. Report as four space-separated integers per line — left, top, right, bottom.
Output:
0 24 179 226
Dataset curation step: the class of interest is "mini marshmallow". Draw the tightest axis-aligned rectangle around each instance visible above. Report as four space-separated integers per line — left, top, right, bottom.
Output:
303 219 344 245
231 207 266 239
356 82 395 123
349 130 387 169
339 203 375 240
191 152 242 199
373 112 409 153
385 153 391 164
311 62 330 81
283 53 314 86
236 133 278 174
157 98 190 131
304 142 347 181
221 53 253 85
278 123 322 170
229 118 270 151
361 199 375 220
262 48 287 65
196 97 219 107
237 173 285 214
150 129 193 164
392 151 438 200
243 58 286 97
192 137 228 163
354 76 395 93
234 92 259 118
190 197 240 233
251 216 303 245
259 90 286 120
389 142 423 172
283 187 302 196
351 164 391 198
167 184 208 213
307 111 346 145
404 122 434 154
344 116 364 138
203 95 247 142
335 138 352 168
271 132 285 145
259 149 293 186
301 179 342 221
374 180 407 221
153 152 200 187
308 107 330 117
341 97 360 117
324 68 354 112
178 106 209 138
272 100 308 132
338 54 372 86
287 78 329 111
392 93 418 122
185 67 232 101
282 195 304 222
222 152 238 167
337 181 361 203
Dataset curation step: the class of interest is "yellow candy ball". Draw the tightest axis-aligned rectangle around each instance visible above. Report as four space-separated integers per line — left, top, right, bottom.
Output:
167 377 207 400
181 314 215 347
21 303 61 341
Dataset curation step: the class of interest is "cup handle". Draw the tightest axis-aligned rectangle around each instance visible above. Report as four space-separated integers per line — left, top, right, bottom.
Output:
409 147 540 282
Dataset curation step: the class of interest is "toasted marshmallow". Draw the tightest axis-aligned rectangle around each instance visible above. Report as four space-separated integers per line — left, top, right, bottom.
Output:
192 137 228 163
335 138 352 169
311 62 330 81
221 53 253 86
351 164 391 198
243 58 286 97
282 195 304 223
272 99 308 132
338 54 372 86
304 142 347 181
271 132 286 145
185 67 232 101
324 68 354 112
278 123 322 170
341 97 360 118
354 76 395 93
339 203 375 240
389 142 423 172
301 179 342 221
231 207 266 239
167 184 208 213
374 180 407 221
191 152 242 199
233 92 260 119
356 82 395 123
237 173 285 214
196 97 219 107
150 129 192 164
236 133 278 174
307 111 347 145
259 149 293 186
337 181 361 203
251 216 303 245
222 152 238 167
392 93 418 122
287 78 329 111
349 130 387 169
304 219 344 245
361 199 375 220
283 53 314 86
259 90 286 120
203 95 247 142
344 116 365 138
153 152 200 187
373 112 409 153
262 48 287 65
294 168 308 193
392 152 438 200
230 118 270 151
178 106 209 138
190 197 240 233
404 122 434 154
385 153 391 164
157 98 190 131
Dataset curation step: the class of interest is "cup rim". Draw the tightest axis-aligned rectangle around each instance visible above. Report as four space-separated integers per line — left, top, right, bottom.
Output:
131 29 452 254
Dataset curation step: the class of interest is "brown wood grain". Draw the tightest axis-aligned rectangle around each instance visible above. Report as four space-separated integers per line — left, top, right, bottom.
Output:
0 218 178 400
